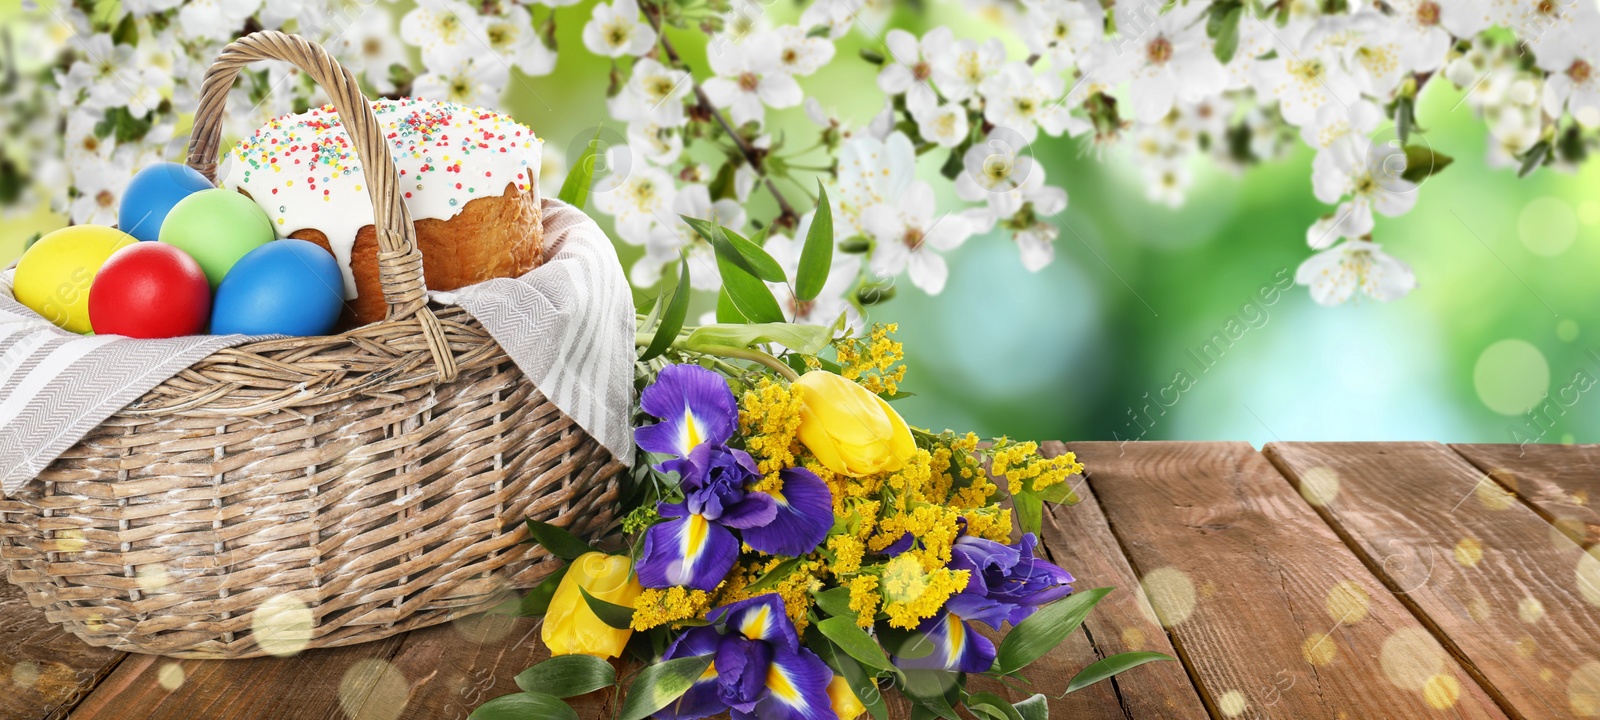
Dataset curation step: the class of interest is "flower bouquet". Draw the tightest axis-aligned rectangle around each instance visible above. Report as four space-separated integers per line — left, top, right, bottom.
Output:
467 199 1169 720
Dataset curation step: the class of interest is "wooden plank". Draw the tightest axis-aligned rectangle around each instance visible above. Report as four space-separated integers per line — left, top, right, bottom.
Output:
1081 441 1505 719
370 611 616 720
1032 441 1209 719
70 633 409 719
1452 444 1600 549
0 581 125 720
1267 441 1600 720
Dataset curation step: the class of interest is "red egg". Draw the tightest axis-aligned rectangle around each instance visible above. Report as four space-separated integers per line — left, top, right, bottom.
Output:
88 243 211 339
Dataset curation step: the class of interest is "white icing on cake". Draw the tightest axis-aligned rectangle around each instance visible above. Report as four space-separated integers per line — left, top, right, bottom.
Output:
222 98 542 298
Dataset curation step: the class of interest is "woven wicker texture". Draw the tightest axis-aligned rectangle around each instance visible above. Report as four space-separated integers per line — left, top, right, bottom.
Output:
0 32 625 659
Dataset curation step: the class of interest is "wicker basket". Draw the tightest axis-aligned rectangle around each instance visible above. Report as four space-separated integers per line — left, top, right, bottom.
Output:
0 32 626 659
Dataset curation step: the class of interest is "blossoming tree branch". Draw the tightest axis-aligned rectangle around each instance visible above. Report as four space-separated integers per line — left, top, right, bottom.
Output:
18 0 1600 314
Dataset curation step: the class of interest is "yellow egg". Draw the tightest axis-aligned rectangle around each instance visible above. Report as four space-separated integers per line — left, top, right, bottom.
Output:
13 226 137 334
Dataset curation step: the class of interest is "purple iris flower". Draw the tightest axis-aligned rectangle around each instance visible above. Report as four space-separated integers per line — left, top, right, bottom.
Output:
894 530 1074 674
634 366 836 591
654 595 839 720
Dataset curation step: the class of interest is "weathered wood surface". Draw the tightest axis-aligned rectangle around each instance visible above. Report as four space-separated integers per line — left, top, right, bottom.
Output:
0 581 125 720
1267 442 1600 720
1452 444 1600 549
1035 441 1209 720
5 442 1600 719
1080 441 1505 719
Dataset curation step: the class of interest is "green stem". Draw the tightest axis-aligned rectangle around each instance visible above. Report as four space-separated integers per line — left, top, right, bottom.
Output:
694 344 800 381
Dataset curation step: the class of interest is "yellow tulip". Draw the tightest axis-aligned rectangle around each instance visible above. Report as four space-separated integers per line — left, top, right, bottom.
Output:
794 371 915 477
828 675 867 720
542 552 642 659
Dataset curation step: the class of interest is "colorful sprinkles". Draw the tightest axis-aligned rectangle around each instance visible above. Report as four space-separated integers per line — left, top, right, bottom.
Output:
230 98 536 203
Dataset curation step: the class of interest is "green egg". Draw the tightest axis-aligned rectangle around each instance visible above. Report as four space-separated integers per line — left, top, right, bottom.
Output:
158 189 277 287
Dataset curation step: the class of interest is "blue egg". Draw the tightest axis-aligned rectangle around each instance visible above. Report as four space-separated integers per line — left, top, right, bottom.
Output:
120 163 215 242
212 240 345 337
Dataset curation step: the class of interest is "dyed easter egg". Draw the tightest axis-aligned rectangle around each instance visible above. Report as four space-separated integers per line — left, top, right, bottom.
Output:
119 163 215 242
211 240 343 337
159 189 276 287
12 225 137 333
88 243 211 339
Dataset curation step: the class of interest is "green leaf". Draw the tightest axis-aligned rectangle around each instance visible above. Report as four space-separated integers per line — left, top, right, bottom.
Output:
716 288 749 323
994 588 1114 675
806 634 888 720
898 670 961 720
1209 3 1243 64
525 520 598 562
1065 651 1174 694
518 564 570 617
813 586 857 620
578 585 636 630
1013 694 1049 720
967 693 1024 720
640 256 691 362
515 655 617 698
816 616 896 674
560 127 602 207
618 654 716 720
1518 140 1550 178
684 216 785 283
469 691 578 720
1013 490 1045 536
716 253 786 323
112 13 139 47
742 557 804 595
1033 479 1080 506
684 323 832 355
795 183 834 302
1400 145 1454 184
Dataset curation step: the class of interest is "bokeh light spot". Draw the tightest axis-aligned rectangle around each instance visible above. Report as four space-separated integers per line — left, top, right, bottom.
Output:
1299 466 1340 506
157 662 185 691
253 594 314 658
1475 475 1518 510
1519 596 1546 623
1558 319 1581 342
11 661 39 689
1553 517 1587 547
1578 548 1600 607
1302 633 1337 666
1515 635 1538 657
1454 538 1484 567
1467 597 1493 623
1326 580 1371 624
1121 626 1147 650
1381 627 1445 690
137 564 173 594
55 529 86 554
339 658 410 720
1572 661 1600 716
1424 673 1461 710
1518 196 1578 256
1474 340 1550 416
1579 200 1600 226
454 611 517 645
1140 567 1197 628
1217 690 1249 717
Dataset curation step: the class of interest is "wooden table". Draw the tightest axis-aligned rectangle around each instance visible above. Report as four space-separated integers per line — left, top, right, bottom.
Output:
5 442 1599 720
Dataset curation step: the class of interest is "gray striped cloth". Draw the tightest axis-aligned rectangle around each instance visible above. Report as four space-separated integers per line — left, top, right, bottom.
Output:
0 198 635 496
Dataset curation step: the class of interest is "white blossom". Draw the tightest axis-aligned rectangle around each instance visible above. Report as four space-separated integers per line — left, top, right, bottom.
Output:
582 0 657 58
877 28 949 116
402 1 486 70
1295 239 1417 305
862 182 974 294
703 40 802 126
412 55 509 108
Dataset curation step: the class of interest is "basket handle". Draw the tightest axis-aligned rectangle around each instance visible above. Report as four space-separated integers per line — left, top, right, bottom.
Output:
185 31 458 382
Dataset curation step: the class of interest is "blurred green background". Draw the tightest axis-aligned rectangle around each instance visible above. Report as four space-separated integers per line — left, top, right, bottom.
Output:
4 1 1596 447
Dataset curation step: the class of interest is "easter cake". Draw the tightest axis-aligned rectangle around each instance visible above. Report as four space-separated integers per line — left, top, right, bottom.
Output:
222 98 544 327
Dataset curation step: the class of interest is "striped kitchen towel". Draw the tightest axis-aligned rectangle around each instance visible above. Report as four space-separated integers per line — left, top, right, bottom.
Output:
0 198 635 496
